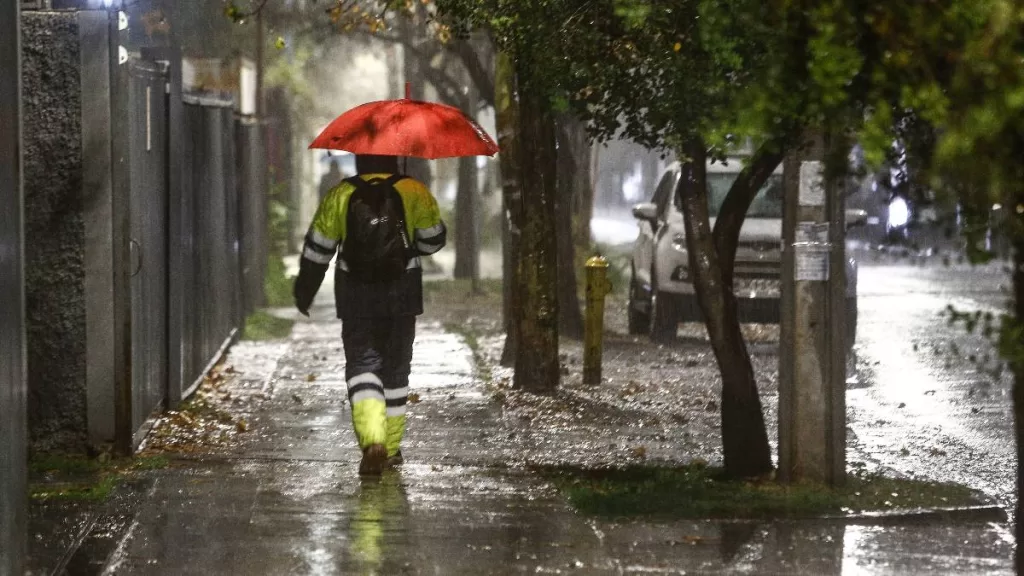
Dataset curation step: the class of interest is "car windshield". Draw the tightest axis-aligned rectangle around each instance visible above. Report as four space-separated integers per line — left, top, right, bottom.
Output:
675 173 784 218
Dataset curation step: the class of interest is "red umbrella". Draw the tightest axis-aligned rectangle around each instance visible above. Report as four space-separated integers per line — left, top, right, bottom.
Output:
309 84 499 159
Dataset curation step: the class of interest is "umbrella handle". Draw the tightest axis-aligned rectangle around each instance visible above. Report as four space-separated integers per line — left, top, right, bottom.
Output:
405 82 411 100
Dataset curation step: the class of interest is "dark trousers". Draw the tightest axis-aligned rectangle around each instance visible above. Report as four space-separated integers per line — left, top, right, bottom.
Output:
342 315 416 414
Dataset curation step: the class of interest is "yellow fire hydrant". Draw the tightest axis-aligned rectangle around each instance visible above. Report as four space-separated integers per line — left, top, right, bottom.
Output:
584 255 613 385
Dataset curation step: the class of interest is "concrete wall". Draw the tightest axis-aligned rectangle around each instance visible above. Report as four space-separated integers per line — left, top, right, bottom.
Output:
21 11 89 453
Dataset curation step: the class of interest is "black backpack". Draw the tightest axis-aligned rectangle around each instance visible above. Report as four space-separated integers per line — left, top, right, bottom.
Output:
341 175 413 284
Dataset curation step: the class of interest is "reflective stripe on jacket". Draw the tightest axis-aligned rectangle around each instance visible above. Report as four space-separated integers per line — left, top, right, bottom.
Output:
293 173 447 319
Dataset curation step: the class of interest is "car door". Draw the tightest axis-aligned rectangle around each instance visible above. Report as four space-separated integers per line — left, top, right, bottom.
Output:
634 169 677 287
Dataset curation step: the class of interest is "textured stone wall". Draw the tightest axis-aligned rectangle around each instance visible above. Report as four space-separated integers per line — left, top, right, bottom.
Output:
21 12 88 452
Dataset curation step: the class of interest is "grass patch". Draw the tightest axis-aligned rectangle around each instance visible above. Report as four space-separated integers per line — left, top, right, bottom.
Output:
31 474 120 503
541 463 982 520
242 309 295 341
264 254 294 307
30 453 104 476
29 453 170 502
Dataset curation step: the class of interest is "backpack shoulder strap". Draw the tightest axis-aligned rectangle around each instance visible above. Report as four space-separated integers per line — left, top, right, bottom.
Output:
343 176 370 194
382 174 406 189
345 174 407 193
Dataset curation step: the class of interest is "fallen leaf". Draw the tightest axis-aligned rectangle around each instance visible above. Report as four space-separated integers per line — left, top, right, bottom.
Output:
408 393 421 404
236 419 249 432
306 374 318 382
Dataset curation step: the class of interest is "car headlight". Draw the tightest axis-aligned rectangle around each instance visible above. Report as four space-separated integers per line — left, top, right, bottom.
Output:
888 197 910 228
671 234 688 253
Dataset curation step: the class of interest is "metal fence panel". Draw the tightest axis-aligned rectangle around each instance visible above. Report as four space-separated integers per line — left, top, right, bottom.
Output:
0 0 26 572
128 59 169 438
177 100 241 397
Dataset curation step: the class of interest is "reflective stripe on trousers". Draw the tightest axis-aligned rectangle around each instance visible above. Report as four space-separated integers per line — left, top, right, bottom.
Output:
343 316 415 455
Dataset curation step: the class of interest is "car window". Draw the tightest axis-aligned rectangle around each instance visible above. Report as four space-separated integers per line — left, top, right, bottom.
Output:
651 171 677 218
673 172 784 218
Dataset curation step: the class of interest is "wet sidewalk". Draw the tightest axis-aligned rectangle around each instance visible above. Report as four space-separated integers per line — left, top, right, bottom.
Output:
92 303 1015 575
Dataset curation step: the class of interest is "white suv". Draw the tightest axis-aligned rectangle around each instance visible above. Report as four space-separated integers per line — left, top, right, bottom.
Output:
628 159 860 347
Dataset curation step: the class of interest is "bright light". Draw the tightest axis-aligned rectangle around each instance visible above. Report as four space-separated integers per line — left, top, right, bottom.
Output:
888 196 910 228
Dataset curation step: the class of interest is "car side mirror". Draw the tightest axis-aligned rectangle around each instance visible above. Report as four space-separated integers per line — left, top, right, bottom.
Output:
632 203 659 223
845 208 869 229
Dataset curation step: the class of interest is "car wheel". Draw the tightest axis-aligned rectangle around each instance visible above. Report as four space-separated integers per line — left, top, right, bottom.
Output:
649 289 679 343
678 294 702 323
628 271 651 335
845 297 857 354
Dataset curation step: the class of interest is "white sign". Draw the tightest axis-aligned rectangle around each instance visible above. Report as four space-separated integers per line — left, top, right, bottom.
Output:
793 221 830 281
795 221 829 244
795 249 830 281
799 161 825 207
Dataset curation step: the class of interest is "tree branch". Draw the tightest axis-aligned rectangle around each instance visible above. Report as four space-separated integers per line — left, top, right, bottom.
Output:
711 138 789 289
453 39 496 108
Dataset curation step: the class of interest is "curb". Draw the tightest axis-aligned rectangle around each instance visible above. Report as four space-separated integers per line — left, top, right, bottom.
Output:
820 504 1007 525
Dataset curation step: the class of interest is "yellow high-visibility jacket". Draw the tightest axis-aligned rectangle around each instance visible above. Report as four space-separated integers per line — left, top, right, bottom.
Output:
293 173 446 319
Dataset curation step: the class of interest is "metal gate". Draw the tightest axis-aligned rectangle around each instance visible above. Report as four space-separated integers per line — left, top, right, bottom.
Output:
128 59 169 439
0 0 26 572
177 99 242 399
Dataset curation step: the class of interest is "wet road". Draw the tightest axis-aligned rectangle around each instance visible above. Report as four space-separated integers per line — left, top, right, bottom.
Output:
850 260 1016 516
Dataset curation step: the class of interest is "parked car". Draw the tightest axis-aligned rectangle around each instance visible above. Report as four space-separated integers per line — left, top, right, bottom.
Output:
628 159 864 348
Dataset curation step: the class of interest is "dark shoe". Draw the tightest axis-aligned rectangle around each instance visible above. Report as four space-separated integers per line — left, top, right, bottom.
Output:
387 450 404 468
359 444 387 476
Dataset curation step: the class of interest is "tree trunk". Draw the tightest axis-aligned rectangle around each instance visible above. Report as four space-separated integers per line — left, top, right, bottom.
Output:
496 52 521 368
712 142 787 287
1013 225 1024 574
454 68 481 283
677 138 773 479
398 17 433 186
577 142 595 255
514 61 559 393
556 114 585 340
454 153 480 283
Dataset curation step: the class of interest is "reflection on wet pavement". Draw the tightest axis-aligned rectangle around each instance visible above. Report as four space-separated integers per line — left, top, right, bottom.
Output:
104 278 1016 575
850 264 1016 514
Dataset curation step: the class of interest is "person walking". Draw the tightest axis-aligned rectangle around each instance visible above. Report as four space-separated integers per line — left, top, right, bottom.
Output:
293 154 447 475
319 158 343 202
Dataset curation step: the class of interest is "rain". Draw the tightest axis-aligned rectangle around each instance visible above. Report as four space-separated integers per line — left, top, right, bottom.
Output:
1 1 1022 575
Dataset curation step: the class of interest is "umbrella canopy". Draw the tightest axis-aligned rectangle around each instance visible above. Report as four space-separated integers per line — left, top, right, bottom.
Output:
309 85 499 159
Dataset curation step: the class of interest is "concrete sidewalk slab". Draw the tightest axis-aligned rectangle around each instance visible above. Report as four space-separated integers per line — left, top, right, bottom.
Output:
93 315 1014 575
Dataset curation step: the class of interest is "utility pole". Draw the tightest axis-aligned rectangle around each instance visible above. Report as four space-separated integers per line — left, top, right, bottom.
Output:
0 0 27 572
778 132 848 486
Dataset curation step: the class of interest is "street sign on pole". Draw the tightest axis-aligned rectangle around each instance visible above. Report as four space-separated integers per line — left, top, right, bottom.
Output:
0 0 28 573
779 132 847 487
